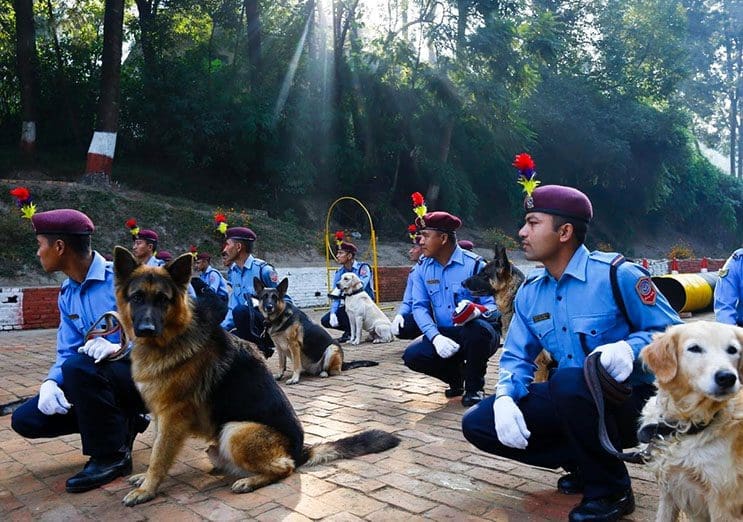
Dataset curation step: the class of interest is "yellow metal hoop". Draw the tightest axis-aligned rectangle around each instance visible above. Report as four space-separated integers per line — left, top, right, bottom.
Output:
324 197 380 304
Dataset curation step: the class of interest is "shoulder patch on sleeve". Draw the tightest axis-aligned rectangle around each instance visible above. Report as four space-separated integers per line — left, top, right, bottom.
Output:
270 270 279 283
635 276 657 305
359 265 369 277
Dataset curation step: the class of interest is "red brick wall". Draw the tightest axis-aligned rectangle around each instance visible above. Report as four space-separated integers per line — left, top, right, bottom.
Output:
675 258 725 273
377 266 410 302
22 287 60 329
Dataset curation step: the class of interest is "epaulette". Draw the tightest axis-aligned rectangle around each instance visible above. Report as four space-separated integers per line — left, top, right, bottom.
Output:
523 266 546 284
588 251 625 265
461 249 482 263
732 248 743 260
60 278 71 294
253 257 268 267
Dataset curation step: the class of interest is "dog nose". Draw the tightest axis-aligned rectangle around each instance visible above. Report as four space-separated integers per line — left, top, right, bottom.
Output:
135 319 157 337
714 370 737 389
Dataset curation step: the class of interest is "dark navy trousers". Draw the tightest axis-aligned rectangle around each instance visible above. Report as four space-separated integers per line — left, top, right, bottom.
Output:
461 367 654 499
11 354 146 458
233 304 275 354
395 313 422 340
402 319 499 393
320 308 351 336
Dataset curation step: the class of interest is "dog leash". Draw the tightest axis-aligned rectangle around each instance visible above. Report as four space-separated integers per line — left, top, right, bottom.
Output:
583 352 649 464
84 311 129 361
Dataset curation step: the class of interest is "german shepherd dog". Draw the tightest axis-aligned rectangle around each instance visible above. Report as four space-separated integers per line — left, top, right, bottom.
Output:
113 247 400 506
462 245 554 382
254 277 379 385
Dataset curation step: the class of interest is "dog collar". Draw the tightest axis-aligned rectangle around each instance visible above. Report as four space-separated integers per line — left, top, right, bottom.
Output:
637 414 718 444
346 288 366 296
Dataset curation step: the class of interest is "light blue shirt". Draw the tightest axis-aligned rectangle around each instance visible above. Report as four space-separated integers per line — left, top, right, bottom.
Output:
411 246 496 341
221 255 279 330
200 265 229 299
51 252 119 384
496 245 682 402
714 248 743 325
145 255 164 267
397 259 425 316
331 260 374 313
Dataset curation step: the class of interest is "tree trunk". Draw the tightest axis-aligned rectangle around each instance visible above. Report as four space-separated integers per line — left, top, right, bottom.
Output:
724 6 737 176
427 118 454 208
84 0 125 184
244 0 261 79
456 0 468 59
134 0 158 90
13 0 39 155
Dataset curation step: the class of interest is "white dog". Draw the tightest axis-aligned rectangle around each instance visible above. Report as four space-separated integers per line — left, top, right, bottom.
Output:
639 321 743 522
338 272 393 345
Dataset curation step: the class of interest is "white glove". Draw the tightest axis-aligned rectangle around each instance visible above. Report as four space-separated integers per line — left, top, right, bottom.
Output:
78 337 120 363
329 313 339 328
453 299 487 326
493 396 530 449
38 380 72 415
594 340 635 382
390 314 404 336
432 335 460 359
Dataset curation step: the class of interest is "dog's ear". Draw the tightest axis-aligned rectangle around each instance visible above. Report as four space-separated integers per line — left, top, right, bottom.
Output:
495 244 511 277
641 329 679 384
277 277 289 297
167 253 194 289
254 277 265 294
113 246 138 286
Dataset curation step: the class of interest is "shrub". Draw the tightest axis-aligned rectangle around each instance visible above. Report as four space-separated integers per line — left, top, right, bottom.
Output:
481 227 519 250
667 241 694 260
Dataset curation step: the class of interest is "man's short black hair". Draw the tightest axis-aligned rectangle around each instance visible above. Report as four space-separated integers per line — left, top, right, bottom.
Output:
42 234 92 257
236 239 254 254
552 215 587 245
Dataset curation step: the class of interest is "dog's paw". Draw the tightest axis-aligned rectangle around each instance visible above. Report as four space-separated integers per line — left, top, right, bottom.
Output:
351 339 361 345
231 478 255 493
127 473 147 487
122 487 156 506
274 373 284 381
372 338 384 344
286 376 300 385
320 371 329 378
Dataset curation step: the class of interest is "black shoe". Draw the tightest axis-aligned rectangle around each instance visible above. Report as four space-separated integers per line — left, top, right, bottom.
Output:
336 332 351 343
568 489 635 522
127 414 150 452
444 387 464 398
558 471 585 494
461 390 486 407
65 453 132 493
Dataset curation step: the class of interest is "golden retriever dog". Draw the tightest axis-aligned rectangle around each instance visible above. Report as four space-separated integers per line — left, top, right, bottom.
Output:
639 321 743 522
338 272 393 345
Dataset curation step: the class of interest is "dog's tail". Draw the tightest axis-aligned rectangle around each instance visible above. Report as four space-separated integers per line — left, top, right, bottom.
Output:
341 360 379 371
299 429 400 467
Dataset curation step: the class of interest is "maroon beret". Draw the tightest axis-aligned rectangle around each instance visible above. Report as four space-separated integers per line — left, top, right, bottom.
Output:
196 252 211 261
225 227 256 241
31 209 95 235
338 241 358 254
525 185 593 223
415 211 462 233
135 229 159 242
458 240 474 251
155 250 172 262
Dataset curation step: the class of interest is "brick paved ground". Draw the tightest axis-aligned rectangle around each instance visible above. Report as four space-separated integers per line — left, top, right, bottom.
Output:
2 305 710 521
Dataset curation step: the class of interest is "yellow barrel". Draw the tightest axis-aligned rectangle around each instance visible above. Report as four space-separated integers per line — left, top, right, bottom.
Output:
651 273 718 313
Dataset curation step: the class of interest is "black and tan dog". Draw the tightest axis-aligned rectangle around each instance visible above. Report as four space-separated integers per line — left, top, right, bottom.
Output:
462 245 553 382
112 247 399 506
254 277 378 385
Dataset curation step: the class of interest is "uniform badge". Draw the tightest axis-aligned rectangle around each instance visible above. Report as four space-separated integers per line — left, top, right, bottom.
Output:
532 313 550 323
719 256 732 278
635 277 656 305
426 279 440 285
270 271 279 283
525 196 534 209
360 266 368 277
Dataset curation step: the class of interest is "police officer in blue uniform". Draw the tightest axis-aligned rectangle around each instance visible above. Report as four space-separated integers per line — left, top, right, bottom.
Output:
714 248 743 326
195 252 229 301
131 228 164 267
402 211 501 407
321 241 375 343
11 209 148 493
220 226 283 358
462 185 681 522
391 232 424 340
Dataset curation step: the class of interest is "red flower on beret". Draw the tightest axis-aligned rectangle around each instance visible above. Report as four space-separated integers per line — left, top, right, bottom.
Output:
10 186 30 202
334 230 345 241
125 218 137 229
407 224 417 234
214 212 227 224
512 153 536 175
411 192 425 207
189 245 198 253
